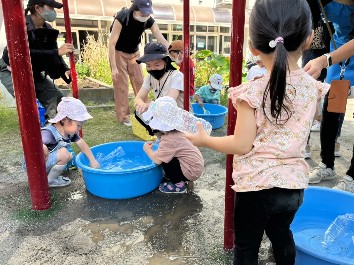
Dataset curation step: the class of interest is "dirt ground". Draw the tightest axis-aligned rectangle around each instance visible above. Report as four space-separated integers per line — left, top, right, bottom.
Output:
0 99 353 265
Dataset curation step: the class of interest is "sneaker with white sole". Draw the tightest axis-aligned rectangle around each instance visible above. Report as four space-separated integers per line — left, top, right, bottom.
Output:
310 120 321 132
333 175 354 193
122 119 132 127
48 176 71 187
304 144 311 159
309 162 336 184
334 142 341 157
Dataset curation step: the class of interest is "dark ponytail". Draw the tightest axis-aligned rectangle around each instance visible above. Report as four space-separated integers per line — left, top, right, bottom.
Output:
249 0 312 125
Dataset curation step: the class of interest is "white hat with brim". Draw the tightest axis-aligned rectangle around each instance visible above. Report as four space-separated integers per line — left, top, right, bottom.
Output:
209 73 223 90
142 96 177 132
48 97 93 123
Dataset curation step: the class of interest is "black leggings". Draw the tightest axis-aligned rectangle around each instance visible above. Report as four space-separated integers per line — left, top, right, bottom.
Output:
161 157 188 184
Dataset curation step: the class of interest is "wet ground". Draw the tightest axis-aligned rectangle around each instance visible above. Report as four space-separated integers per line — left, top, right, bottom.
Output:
0 99 353 265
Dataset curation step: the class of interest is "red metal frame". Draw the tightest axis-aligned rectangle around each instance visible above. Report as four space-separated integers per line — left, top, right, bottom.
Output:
224 0 246 250
1 0 50 210
183 0 190 111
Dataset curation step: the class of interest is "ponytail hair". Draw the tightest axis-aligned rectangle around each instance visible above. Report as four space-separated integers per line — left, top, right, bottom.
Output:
249 0 312 125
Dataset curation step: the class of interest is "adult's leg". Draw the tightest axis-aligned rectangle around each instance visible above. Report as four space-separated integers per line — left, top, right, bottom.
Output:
346 145 354 178
127 51 144 96
0 59 14 97
161 157 188 184
34 74 63 119
264 188 304 265
233 191 268 265
320 93 340 169
114 51 130 122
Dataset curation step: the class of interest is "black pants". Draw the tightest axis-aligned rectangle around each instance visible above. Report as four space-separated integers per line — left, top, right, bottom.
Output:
347 145 354 178
161 157 188 184
320 93 345 169
233 188 304 265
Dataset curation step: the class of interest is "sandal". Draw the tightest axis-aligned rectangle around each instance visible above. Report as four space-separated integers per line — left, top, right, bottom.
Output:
159 181 187 193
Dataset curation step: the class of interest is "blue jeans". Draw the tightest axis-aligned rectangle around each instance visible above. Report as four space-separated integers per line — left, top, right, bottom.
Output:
233 188 304 265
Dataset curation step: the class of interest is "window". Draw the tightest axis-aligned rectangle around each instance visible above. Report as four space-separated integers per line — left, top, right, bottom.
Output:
71 19 98 28
172 24 183 31
220 27 230 33
159 24 168 31
196 36 206 50
208 26 216 32
196 25 207 32
207 36 216 52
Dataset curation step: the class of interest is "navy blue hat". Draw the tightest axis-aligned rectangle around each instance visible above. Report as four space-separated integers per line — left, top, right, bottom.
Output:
133 0 153 15
28 0 63 8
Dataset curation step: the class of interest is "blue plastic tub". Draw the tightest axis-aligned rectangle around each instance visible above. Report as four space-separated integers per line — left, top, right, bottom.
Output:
192 103 228 129
76 141 163 199
292 186 354 265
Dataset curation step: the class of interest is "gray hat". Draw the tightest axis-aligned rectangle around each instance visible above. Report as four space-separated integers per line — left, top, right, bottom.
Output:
132 0 153 15
27 0 63 8
136 42 169 64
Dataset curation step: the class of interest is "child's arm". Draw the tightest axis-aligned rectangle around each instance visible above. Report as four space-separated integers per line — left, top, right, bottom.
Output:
75 139 100 168
143 142 162 165
194 94 204 107
43 144 49 161
186 100 257 155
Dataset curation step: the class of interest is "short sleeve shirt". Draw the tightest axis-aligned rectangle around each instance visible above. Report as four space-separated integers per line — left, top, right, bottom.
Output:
228 69 330 192
154 131 204 181
42 128 80 152
195 85 221 102
141 70 185 109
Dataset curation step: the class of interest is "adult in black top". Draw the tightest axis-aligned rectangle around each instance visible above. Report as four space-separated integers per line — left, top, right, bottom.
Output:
108 0 169 126
0 0 74 119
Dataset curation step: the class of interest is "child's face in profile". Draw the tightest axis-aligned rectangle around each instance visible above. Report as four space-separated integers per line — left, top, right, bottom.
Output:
209 83 218 93
62 118 85 135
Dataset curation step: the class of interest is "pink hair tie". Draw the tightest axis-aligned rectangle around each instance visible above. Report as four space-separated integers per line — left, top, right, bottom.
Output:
269 37 284 48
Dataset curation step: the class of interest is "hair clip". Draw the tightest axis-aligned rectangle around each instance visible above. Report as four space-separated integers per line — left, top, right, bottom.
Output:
269 37 284 48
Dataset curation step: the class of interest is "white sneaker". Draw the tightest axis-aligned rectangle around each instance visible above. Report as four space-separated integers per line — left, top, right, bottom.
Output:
309 163 336 184
304 144 311 159
310 120 321 132
48 176 71 187
333 175 354 193
334 142 341 157
122 118 132 127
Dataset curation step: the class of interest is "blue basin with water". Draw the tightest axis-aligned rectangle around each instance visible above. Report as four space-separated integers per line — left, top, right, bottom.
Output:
192 103 228 129
76 141 163 199
292 186 354 265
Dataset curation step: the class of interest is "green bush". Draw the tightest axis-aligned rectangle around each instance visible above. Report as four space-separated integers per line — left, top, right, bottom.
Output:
75 63 90 79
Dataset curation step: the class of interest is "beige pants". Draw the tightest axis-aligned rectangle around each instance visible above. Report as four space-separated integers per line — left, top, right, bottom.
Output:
113 50 143 122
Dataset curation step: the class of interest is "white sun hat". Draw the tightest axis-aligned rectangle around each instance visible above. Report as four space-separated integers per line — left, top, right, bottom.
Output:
48 97 93 123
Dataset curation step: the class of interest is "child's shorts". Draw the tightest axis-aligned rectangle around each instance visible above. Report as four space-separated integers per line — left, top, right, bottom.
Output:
22 149 59 173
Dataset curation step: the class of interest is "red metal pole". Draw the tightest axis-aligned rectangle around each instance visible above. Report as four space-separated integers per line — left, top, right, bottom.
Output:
183 0 190 111
224 0 246 251
1 0 51 210
62 0 78 99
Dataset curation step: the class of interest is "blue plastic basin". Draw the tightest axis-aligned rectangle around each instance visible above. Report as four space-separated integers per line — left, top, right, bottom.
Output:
192 103 228 129
76 141 163 199
292 186 354 265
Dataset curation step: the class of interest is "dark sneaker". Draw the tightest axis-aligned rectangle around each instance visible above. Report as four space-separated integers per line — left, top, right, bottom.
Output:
159 181 187 193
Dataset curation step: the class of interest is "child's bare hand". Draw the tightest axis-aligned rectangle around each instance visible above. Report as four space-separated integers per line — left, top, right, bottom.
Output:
143 142 153 152
90 159 100 169
185 122 209 147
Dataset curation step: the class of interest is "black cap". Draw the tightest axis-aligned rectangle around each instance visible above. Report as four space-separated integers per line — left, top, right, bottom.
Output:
27 0 63 9
136 42 169 64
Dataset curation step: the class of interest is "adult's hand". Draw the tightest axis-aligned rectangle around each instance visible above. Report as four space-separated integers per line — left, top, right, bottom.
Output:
111 68 119 82
134 101 149 114
58 43 75 56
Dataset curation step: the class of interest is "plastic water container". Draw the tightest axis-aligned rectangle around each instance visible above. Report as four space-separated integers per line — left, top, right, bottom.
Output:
36 99 46 127
322 214 354 257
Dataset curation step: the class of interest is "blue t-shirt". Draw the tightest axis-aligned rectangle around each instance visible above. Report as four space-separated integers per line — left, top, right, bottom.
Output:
195 85 221 102
325 2 354 85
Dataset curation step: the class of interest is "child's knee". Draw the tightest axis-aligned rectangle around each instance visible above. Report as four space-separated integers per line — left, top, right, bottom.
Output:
57 148 72 163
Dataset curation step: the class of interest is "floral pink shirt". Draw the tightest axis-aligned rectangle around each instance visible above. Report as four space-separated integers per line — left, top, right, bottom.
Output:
229 69 329 192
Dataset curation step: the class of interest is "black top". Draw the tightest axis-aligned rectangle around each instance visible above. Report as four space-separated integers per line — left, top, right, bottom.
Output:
2 15 69 82
114 8 154 54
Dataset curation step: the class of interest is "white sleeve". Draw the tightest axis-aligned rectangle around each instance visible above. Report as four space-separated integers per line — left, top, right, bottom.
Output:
141 74 152 90
170 71 184 91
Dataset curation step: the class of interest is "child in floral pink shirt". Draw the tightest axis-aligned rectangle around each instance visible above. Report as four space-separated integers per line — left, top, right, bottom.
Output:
186 0 329 264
